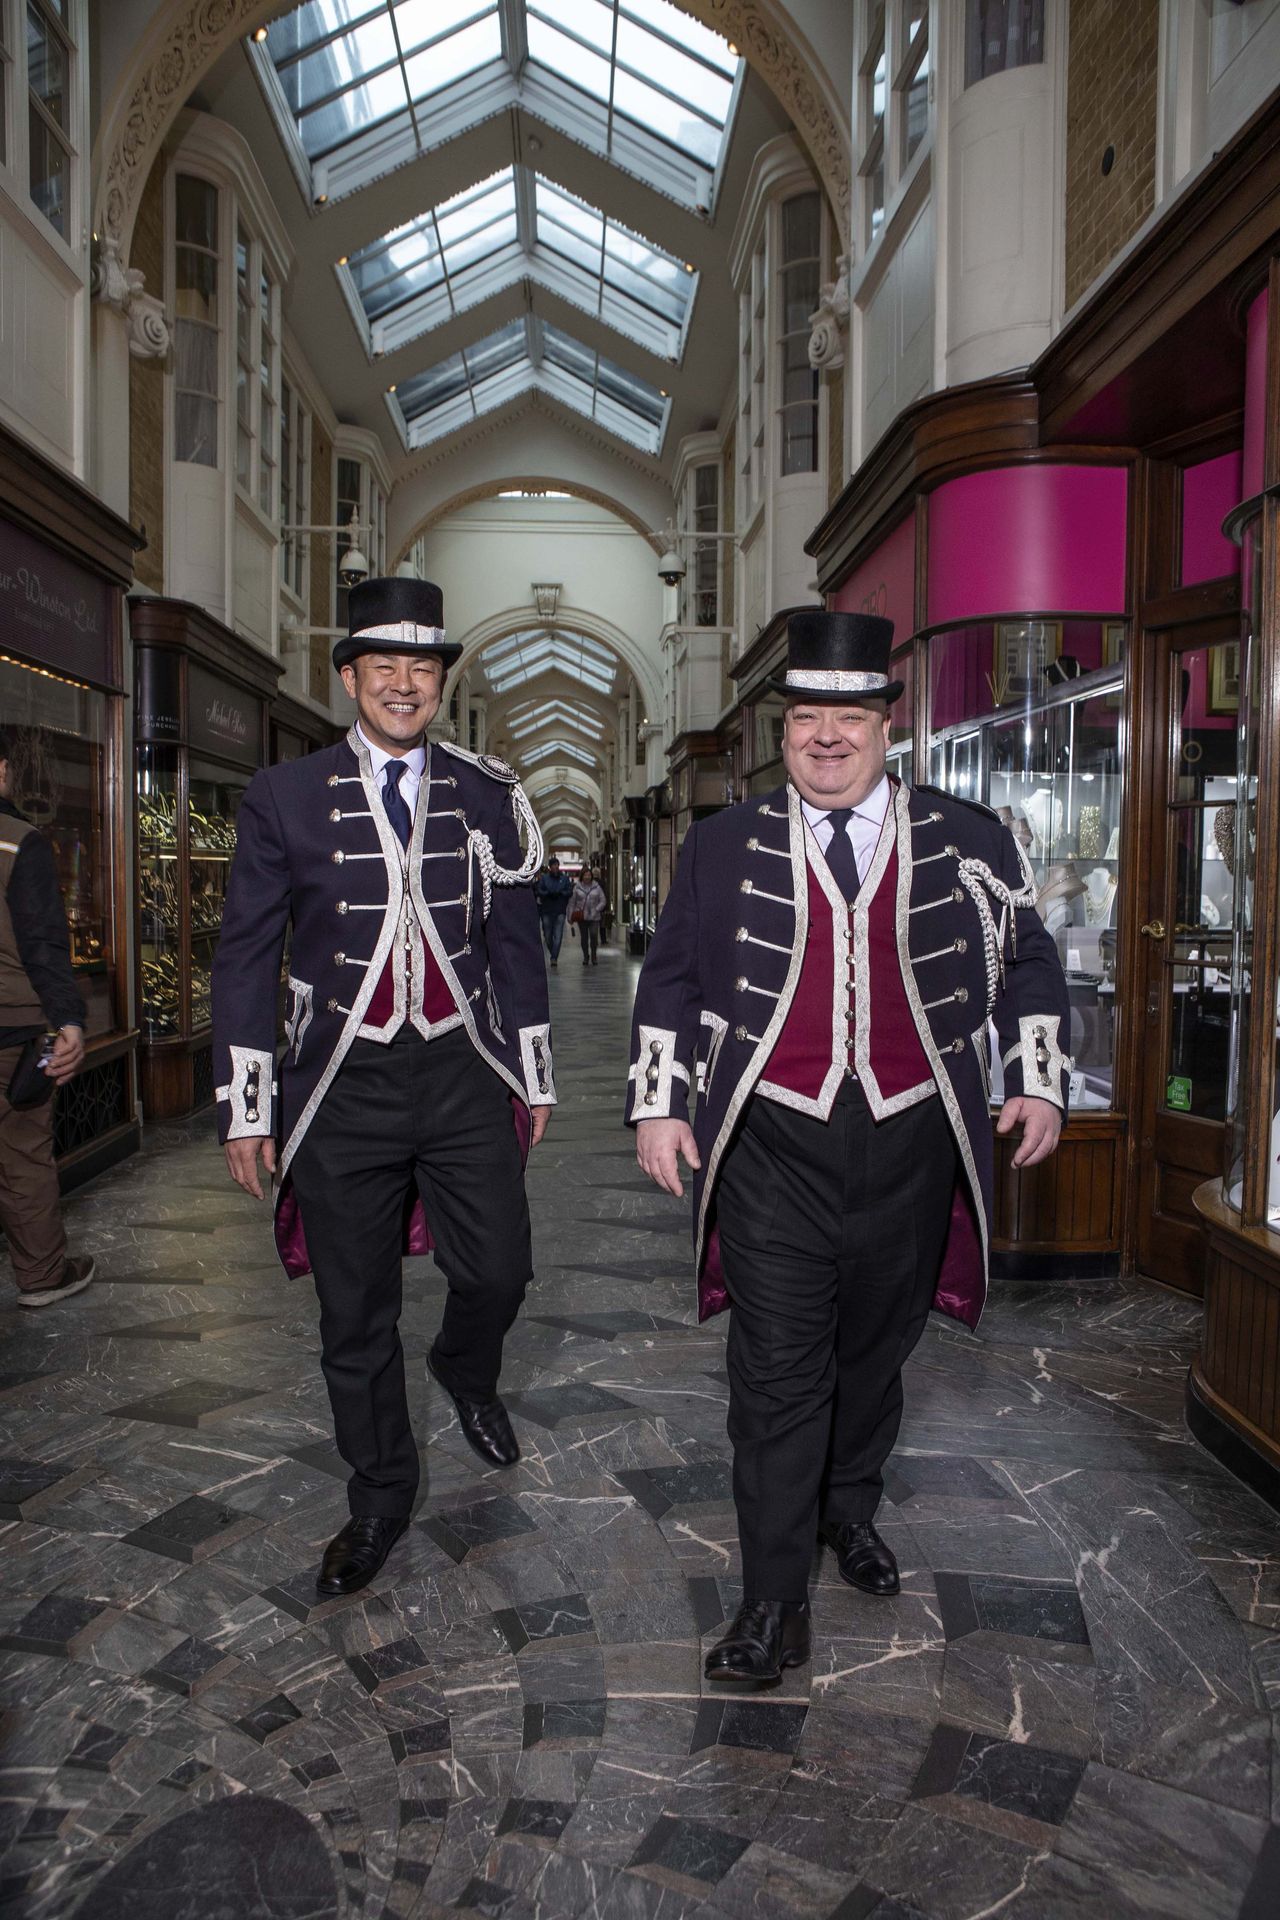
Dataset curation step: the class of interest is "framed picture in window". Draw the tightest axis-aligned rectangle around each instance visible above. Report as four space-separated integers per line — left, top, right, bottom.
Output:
1208 640 1241 716
992 621 1061 705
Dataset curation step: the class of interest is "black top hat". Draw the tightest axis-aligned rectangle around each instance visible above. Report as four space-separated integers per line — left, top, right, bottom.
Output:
332 576 461 671
766 609 903 703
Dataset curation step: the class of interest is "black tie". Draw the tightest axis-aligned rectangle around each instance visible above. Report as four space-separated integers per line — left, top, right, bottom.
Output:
382 760 412 848
823 808 860 903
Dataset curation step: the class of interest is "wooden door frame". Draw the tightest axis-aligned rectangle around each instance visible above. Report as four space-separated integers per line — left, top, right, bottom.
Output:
1129 601 1242 1288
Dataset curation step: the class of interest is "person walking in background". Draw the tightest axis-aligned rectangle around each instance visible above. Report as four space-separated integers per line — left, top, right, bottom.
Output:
535 857 573 968
0 731 93 1308
571 865 606 967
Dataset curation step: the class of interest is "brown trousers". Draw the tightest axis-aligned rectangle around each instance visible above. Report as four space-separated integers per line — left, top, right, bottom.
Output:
0 1044 65 1291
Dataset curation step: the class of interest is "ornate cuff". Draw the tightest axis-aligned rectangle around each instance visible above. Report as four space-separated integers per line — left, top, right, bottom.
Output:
519 1023 556 1103
216 1045 277 1138
628 1025 690 1120
1002 1015 1071 1110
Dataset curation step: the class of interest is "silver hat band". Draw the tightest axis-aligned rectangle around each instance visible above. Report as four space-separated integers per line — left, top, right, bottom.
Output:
785 668 889 692
351 620 448 647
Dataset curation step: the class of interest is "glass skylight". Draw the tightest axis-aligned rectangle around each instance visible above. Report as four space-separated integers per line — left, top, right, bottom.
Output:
340 166 695 361
251 1 740 211
506 698 606 741
519 740 598 767
389 314 670 454
481 628 617 696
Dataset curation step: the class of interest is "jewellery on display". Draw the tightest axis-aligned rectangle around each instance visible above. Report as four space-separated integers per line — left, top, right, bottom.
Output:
1077 805 1102 859
1214 804 1237 878
1083 868 1118 927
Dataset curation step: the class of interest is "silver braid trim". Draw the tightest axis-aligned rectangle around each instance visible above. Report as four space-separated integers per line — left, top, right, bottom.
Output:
467 783 544 919
956 857 1037 1013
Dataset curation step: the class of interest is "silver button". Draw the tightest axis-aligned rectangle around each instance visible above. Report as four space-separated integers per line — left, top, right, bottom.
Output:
734 975 747 991
747 836 759 850
951 1037 965 1053
327 998 339 1013
336 901 348 915
643 1092 656 1106
329 808 341 822
735 927 748 942
740 878 753 894
946 844 959 857
327 774 339 788
954 937 966 953
735 1025 749 1042
955 986 968 1003
332 851 345 865
952 886 964 903
334 952 345 966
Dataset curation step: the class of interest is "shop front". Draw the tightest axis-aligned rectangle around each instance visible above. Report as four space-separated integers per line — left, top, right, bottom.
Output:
0 424 140 1184
130 597 281 1120
1191 271 1280 1501
270 689 341 765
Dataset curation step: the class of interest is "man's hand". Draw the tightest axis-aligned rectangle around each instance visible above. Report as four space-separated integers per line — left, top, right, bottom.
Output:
226 1135 277 1200
996 1096 1063 1170
530 1105 552 1148
45 1025 85 1086
637 1117 701 1198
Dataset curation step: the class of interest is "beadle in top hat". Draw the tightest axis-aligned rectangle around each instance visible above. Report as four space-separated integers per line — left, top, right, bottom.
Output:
332 575 462 671
768 608 903 703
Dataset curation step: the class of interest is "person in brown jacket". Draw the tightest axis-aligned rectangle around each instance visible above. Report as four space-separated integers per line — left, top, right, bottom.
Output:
0 731 92 1307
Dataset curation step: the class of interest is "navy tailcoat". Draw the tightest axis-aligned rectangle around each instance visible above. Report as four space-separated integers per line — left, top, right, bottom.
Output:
626 779 1071 1330
212 728 553 1272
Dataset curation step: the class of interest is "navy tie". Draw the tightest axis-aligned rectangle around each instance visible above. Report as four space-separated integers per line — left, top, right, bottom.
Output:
823 807 861 903
382 760 412 848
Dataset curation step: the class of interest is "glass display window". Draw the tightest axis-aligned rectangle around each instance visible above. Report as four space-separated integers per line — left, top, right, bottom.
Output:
887 643 914 787
927 619 1127 1110
0 654 118 1039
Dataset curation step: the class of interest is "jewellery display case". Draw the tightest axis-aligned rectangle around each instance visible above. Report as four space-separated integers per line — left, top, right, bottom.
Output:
131 598 280 1119
928 621 1127 1110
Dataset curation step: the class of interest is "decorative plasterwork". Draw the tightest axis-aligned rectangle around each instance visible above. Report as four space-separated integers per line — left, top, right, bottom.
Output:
90 232 171 359
808 253 850 372
93 1 851 262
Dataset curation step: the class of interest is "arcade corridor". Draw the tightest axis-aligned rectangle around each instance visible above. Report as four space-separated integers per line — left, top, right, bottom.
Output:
0 952 1277 1920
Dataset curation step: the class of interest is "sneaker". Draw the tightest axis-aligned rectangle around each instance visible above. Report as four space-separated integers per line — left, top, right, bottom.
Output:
18 1256 96 1309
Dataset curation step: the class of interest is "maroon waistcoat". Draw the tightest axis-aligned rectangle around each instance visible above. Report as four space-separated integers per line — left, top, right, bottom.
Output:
762 838 933 1104
364 925 456 1028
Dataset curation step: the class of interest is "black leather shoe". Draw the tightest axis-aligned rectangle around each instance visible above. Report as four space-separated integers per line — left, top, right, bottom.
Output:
825 1521 900 1596
316 1515 408 1597
427 1351 520 1467
704 1600 810 1684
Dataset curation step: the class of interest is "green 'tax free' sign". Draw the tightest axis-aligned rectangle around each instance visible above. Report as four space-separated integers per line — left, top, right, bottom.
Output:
1166 1075 1193 1112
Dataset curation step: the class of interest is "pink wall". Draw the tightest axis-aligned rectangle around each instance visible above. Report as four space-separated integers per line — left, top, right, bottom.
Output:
1243 288 1269 502
926 464 1128 625
1181 451 1242 585
830 509 916 641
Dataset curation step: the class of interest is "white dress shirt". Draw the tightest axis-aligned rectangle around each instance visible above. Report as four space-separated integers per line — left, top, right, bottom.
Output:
356 721 425 821
801 774 892 884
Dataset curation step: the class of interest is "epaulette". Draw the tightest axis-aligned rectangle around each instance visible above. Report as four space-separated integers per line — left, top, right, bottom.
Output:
912 782 1001 824
436 739 520 784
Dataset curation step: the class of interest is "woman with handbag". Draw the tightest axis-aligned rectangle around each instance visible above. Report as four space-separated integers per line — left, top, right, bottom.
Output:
570 866 606 968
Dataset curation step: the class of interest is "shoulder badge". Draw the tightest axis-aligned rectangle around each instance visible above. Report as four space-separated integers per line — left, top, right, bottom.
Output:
478 752 519 783
436 738 520 784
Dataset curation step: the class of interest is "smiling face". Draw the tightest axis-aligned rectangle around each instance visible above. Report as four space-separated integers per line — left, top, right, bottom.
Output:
781 697 892 810
340 650 445 755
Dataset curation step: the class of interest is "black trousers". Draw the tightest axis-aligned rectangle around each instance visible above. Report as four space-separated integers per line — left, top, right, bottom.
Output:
289 1026 533 1520
716 1079 957 1602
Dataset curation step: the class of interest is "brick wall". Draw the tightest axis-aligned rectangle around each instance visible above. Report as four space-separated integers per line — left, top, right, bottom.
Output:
129 158 166 591
309 420 333 704
1065 0 1160 310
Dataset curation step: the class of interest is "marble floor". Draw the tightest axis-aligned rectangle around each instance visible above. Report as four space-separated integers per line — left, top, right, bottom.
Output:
1 944 1278 1920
